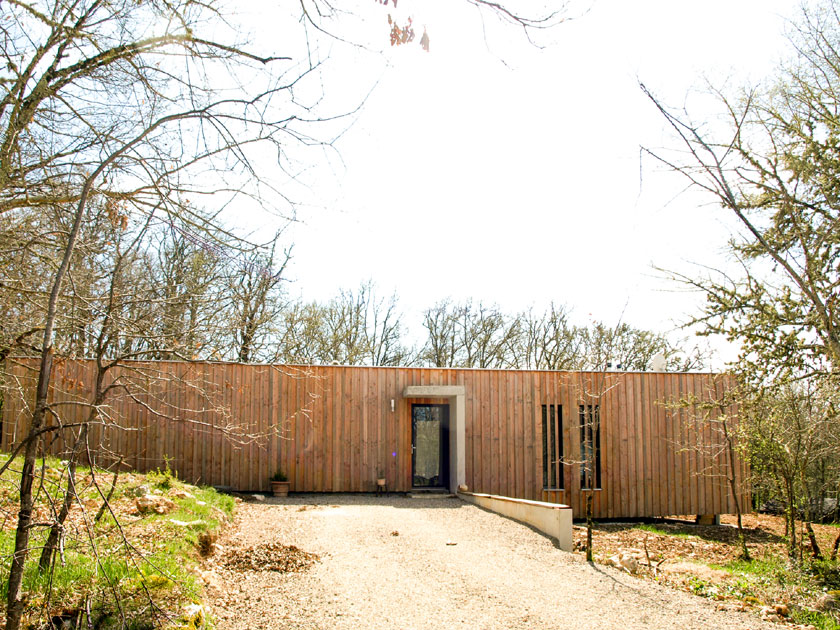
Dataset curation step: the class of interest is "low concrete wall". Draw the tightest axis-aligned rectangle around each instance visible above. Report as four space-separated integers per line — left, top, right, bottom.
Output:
457 491 573 551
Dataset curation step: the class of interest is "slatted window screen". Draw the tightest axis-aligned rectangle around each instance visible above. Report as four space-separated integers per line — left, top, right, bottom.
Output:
541 404 563 489
579 404 601 489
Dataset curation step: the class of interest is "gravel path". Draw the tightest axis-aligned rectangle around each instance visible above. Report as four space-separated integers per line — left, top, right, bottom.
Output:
202 494 776 630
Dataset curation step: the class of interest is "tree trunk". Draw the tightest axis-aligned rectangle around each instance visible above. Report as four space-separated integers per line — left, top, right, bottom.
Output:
38 425 88 572
5 350 53 630
5 144 103 630
95 464 122 524
783 476 797 561
805 522 822 560
585 492 593 562
721 419 750 560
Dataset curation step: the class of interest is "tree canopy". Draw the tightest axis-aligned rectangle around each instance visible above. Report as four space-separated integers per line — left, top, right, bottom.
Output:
645 0 840 562
643 1 840 384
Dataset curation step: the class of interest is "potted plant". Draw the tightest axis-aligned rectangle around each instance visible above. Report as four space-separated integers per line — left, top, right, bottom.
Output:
270 471 290 497
376 469 386 494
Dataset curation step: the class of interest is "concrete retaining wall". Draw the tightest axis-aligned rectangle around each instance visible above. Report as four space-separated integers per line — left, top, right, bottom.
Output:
457 491 573 551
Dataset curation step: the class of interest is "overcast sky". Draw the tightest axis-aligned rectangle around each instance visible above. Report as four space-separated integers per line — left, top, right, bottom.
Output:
239 0 798 361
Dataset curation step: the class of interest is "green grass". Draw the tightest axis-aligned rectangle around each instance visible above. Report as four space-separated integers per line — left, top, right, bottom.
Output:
789 608 840 630
634 523 696 539
0 455 234 629
707 555 840 629
716 555 788 578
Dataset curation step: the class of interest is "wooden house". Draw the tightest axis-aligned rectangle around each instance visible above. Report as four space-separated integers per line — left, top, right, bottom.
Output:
1 360 747 519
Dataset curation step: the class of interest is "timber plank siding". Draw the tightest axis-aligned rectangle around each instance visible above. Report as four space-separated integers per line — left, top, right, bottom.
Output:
1 360 747 518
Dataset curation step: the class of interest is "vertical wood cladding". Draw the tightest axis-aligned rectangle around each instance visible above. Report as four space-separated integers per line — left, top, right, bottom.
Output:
1 360 747 518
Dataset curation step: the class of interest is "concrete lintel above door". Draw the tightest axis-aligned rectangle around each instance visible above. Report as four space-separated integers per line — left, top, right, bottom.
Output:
402 385 465 398
402 385 465 491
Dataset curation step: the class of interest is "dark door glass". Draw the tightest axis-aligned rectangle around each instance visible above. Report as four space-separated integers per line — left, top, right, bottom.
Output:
412 404 449 488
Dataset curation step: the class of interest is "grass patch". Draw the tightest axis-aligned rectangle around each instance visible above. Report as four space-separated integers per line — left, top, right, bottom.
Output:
634 523 696 539
0 454 234 629
709 554 840 627
789 608 840 630
716 555 789 578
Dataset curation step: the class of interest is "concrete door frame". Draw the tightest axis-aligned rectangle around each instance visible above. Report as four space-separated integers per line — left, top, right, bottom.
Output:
402 385 465 491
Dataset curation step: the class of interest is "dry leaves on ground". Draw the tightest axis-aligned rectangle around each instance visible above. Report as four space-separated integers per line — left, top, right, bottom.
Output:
222 541 320 573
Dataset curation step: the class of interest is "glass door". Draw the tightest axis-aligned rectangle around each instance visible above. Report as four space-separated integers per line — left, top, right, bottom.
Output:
412 404 449 488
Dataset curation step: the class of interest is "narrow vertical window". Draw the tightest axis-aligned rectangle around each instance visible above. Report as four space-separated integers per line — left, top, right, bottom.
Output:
541 404 563 489
541 405 548 488
579 404 601 489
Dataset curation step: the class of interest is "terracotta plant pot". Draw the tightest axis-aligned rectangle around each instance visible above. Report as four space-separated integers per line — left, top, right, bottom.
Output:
376 478 386 487
271 480 290 497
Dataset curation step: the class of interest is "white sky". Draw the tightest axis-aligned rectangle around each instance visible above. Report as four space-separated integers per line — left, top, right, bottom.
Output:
238 0 798 361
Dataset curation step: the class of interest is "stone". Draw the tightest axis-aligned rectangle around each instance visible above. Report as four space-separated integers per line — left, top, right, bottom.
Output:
604 553 639 573
170 488 194 500
132 484 151 497
759 606 783 622
619 554 639 573
773 603 789 617
134 494 176 515
170 519 205 527
134 496 156 513
154 496 176 514
251 494 266 501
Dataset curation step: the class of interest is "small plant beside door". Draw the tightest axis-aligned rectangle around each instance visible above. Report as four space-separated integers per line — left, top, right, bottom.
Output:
271 471 290 497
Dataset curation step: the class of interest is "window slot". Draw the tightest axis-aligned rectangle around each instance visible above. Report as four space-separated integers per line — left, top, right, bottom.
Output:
541 404 563 489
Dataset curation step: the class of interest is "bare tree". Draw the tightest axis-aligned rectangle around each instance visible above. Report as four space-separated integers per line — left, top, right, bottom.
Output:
277 282 410 366
457 301 521 368
419 299 520 368
0 1 573 625
420 299 462 367
276 301 325 364
674 376 752 560
511 303 584 370
0 1 326 625
223 239 292 363
146 221 226 360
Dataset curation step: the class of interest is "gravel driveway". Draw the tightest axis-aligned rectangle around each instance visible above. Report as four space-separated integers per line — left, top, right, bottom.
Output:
202 494 776 630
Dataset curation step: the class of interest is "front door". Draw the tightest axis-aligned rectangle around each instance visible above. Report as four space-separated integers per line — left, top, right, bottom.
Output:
412 404 449 488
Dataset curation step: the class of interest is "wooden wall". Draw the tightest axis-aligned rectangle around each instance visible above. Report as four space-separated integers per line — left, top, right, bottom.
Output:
1 359 747 518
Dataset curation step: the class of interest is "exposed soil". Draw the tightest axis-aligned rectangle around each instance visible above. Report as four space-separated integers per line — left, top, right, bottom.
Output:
572 512 840 626
578 515 758 563
574 512 839 568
